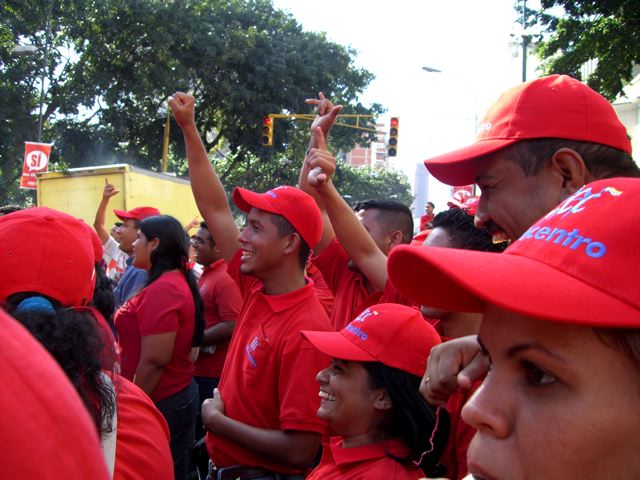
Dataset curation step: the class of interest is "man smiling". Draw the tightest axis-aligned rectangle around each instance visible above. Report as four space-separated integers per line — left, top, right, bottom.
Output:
424 74 639 243
169 92 331 479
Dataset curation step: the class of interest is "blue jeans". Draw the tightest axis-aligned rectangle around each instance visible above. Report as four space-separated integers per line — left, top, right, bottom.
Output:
156 380 199 480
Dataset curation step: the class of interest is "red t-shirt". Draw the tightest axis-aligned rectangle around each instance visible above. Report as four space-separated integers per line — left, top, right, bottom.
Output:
419 213 434 231
114 376 173 480
0 309 109 479
194 259 242 379
312 238 374 330
115 271 196 402
307 437 424 480
307 261 334 317
206 250 331 473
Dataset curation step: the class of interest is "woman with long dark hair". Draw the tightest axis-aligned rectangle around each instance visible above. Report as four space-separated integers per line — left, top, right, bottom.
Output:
115 214 204 480
302 303 449 479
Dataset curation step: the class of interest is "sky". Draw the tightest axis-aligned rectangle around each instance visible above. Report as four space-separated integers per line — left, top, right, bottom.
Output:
273 0 539 213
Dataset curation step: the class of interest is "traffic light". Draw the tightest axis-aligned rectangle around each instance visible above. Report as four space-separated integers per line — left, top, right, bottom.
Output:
388 117 399 156
261 115 273 146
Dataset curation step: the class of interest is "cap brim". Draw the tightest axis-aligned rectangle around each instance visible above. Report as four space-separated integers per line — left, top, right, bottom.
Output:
388 245 640 328
425 138 519 186
113 209 129 221
232 187 276 215
301 330 377 362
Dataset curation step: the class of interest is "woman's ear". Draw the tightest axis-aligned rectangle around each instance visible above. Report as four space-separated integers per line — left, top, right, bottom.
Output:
150 237 160 251
373 389 393 411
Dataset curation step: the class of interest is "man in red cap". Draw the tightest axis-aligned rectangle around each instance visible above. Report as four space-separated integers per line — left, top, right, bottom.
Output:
424 74 639 244
169 92 332 479
105 200 160 308
416 75 640 407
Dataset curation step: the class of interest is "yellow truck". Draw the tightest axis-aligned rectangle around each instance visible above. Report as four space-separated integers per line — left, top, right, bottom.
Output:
36 164 200 228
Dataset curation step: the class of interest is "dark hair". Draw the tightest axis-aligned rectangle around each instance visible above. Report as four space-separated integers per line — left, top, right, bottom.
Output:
197 221 215 247
139 215 205 346
500 138 640 179
114 221 123 228
92 262 116 327
269 213 311 270
354 199 414 244
5 293 117 437
426 202 435 209
431 208 507 253
361 362 450 477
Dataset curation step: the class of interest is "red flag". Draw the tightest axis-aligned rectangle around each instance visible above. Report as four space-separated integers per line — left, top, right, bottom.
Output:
20 142 53 189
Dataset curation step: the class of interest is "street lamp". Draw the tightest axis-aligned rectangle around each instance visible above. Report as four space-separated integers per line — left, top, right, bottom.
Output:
12 0 54 143
11 45 38 56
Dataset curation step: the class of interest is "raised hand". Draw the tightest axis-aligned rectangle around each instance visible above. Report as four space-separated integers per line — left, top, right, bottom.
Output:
306 127 337 188
168 92 196 129
103 179 120 199
305 92 343 145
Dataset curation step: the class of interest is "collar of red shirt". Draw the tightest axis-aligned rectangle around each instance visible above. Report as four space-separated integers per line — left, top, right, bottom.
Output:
252 280 316 313
202 258 225 274
328 436 410 465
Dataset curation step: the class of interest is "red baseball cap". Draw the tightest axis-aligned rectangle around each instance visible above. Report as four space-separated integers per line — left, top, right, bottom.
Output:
301 303 441 377
113 206 160 221
233 185 322 248
0 207 96 307
388 177 640 328
425 75 632 186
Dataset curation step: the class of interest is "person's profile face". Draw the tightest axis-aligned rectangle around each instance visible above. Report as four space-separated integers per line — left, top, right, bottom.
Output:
118 218 138 254
462 305 640 479
473 153 566 243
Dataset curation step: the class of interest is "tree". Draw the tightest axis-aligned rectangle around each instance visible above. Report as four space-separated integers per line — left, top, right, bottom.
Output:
212 148 413 218
529 0 640 100
0 0 383 205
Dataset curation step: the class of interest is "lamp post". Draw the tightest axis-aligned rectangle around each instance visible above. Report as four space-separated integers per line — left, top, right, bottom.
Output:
12 0 54 143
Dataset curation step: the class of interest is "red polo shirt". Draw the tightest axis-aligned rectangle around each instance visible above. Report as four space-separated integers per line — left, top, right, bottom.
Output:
0 309 109 479
307 262 334 317
206 250 331 473
314 239 419 330
114 376 173 480
194 259 242 379
115 271 195 402
307 437 424 480
312 238 373 330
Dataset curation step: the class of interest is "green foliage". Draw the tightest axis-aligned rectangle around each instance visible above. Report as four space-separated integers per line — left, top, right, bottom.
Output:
529 0 640 100
0 0 383 205
212 149 413 216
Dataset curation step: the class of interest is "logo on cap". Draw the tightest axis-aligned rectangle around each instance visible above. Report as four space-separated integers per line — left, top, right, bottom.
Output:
345 307 379 341
544 185 623 220
519 184 623 260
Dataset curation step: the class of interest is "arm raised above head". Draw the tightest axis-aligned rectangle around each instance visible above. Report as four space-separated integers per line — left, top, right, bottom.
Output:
169 92 240 264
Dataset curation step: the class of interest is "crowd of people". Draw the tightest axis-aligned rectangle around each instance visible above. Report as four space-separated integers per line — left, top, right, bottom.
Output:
1 73 639 480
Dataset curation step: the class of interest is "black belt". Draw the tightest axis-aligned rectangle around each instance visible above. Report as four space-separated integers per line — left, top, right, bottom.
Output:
208 462 304 480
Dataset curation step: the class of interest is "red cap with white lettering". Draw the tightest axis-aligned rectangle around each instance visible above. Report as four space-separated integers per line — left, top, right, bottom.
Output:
388 177 640 327
425 75 632 186
302 303 441 377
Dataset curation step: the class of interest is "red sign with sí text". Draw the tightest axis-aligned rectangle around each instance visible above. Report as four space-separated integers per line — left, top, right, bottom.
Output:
20 142 53 189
